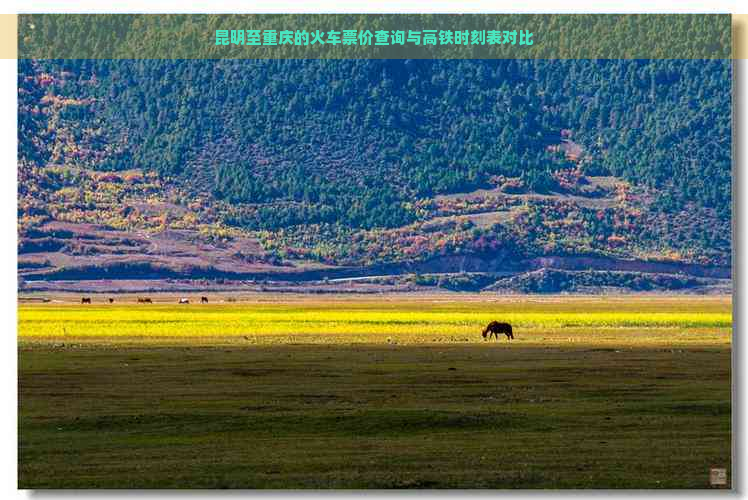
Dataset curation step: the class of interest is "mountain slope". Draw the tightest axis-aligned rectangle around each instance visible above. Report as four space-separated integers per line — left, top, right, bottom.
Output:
17 59 732 292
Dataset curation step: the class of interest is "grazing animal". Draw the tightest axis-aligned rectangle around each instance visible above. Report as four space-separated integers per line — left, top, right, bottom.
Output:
482 321 514 341
201 296 209 304
81 297 91 304
108 298 114 304
137 297 152 304
178 298 190 304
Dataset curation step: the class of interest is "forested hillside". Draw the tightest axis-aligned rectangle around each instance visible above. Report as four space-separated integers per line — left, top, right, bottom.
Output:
17 59 732 293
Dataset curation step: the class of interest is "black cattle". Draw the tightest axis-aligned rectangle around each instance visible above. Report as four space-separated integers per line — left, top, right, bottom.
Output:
81 297 92 304
482 321 514 341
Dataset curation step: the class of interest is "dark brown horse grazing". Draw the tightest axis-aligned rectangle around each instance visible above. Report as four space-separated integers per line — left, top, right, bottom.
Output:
482 321 514 341
81 297 91 304
201 296 209 304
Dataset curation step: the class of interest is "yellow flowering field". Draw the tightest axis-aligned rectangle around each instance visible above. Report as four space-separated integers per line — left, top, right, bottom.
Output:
17 296 732 346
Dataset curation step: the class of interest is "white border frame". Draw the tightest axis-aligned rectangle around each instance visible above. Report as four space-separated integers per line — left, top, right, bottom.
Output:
1 2 743 499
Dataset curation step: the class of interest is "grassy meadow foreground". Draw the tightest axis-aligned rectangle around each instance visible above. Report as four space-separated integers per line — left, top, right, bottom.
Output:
18 295 732 488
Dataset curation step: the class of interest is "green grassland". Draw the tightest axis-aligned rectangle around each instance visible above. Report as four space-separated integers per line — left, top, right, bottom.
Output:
18 295 732 488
